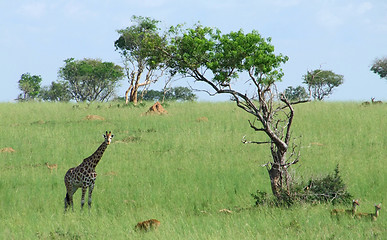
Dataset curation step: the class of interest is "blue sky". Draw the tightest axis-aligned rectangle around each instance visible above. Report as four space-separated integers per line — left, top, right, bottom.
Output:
1 0 386 102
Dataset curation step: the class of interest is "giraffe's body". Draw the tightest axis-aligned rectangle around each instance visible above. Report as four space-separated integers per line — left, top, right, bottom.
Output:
64 131 114 211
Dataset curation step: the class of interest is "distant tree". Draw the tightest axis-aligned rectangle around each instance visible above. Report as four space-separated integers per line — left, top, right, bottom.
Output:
303 69 344 101
115 16 169 105
17 73 42 101
140 86 197 102
170 86 197 101
140 90 164 101
284 86 309 102
58 58 124 102
39 81 72 102
370 57 387 80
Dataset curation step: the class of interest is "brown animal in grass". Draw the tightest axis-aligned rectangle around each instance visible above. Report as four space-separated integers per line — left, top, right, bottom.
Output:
134 219 161 232
371 97 383 104
331 199 360 217
45 162 58 173
355 204 381 221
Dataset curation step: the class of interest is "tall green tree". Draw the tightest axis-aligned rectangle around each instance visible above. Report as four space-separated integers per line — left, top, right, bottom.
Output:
17 73 42 101
58 58 124 102
166 24 307 199
303 69 344 101
370 57 387 81
115 16 168 105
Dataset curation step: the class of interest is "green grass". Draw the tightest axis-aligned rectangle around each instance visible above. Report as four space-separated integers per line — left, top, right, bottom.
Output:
0 101 386 239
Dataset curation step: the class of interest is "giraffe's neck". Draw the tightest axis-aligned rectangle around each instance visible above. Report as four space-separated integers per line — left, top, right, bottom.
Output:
84 141 108 168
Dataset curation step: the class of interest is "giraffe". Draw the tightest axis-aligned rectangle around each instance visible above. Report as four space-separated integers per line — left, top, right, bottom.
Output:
64 131 114 211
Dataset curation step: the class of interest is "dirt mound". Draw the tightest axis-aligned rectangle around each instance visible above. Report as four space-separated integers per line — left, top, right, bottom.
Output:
145 102 167 115
84 115 105 120
0 147 15 153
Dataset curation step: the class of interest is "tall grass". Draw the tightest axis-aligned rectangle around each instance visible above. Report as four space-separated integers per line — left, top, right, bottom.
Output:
0 101 386 239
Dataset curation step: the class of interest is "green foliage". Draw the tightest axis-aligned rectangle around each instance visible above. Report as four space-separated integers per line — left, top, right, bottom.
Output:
17 73 42 101
371 57 387 80
140 86 197 102
298 164 352 205
58 58 124 102
115 16 169 104
115 16 166 69
284 86 309 102
252 165 352 207
39 81 72 102
168 25 288 86
0 102 386 239
303 69 344 101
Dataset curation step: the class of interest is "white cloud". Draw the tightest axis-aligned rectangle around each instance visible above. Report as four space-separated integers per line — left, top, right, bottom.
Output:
18 2 46 18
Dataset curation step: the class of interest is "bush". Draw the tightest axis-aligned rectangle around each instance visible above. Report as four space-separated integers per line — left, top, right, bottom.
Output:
297 164 352 205
252 164 352 207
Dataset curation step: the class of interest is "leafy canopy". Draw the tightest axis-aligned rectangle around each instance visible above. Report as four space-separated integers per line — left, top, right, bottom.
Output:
370 57 387 80
115 16 167 69
303 69 344 101
39 81 72 102
284 86 309 102
167 25 288 87
58 58 124 102
17 73 42 101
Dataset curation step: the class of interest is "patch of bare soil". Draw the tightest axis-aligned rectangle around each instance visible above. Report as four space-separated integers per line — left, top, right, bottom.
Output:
84 115 105 120
0 147 15 153
144 101 168 115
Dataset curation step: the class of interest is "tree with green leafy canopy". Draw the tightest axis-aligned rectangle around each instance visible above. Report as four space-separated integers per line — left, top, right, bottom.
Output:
115 16 169 105
284 86 309 102
58 58 124 102
166 24 308 200
303 69 344 101
370 57 387 81
17 73 42 101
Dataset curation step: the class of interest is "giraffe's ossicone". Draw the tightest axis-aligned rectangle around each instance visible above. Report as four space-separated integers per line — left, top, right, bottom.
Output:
64 131 114 211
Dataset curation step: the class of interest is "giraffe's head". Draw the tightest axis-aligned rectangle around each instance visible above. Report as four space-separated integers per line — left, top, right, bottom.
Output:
104 131 114 145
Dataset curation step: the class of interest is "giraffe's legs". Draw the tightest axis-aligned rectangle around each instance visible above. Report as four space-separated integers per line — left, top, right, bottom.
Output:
64 185 76 212
88 184 94 209
81 186 87 209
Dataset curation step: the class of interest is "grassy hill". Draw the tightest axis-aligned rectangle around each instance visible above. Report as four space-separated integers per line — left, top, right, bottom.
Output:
0 101 385 239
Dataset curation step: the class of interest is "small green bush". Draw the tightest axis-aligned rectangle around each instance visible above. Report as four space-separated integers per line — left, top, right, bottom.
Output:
252 164 352 207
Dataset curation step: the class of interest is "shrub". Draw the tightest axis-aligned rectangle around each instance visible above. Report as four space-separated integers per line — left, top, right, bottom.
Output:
252 164 352 207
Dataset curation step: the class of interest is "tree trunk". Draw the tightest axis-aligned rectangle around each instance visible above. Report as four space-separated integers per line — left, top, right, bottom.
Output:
267 143 290 200
268 163 282 198
125 86 132 104
130 87 138 105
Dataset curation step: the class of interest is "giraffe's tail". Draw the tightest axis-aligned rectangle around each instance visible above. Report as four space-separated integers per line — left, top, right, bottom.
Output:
64 193 70 208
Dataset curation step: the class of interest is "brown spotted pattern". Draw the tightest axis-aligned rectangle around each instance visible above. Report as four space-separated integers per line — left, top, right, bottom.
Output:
64 131 113 211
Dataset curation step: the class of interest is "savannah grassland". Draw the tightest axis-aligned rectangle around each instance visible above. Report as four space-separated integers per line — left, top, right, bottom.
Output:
0 101 386 239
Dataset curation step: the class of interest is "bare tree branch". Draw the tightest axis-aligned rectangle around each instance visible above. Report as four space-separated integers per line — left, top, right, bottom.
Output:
241 136 271 145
